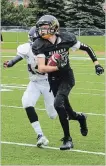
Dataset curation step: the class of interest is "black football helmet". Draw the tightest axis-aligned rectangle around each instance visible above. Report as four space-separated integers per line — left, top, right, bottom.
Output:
36 15 59 39
28 26 38 43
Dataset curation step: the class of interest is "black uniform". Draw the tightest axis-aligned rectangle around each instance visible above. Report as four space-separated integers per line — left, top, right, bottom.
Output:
32 32 81 138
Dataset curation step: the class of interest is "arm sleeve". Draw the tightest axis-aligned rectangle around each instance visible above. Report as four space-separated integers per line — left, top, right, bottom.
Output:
79 43 97 62
9 55 23 66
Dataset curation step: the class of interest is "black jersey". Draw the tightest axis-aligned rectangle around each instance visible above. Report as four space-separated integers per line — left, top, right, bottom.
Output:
32 32 77 79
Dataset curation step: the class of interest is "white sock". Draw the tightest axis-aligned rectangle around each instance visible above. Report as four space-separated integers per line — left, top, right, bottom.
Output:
31 121 43 136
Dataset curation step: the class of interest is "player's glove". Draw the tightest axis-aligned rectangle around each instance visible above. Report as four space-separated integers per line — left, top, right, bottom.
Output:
3 60 13 68
95 64 104 75
56 58 68 71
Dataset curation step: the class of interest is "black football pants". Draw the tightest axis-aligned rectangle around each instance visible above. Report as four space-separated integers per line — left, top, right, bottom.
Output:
48 69 78 138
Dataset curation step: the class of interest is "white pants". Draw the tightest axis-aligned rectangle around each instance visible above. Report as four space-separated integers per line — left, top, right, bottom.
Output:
22 79 57 119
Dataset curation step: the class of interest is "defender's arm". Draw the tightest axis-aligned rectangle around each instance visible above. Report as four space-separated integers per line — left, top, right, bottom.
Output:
3 55 23 68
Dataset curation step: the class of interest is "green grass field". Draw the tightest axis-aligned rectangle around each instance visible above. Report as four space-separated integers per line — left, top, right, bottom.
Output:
1 34 105 165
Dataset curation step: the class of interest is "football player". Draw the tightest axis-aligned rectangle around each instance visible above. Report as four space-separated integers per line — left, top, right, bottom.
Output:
3 26 57 147
32 15 104 150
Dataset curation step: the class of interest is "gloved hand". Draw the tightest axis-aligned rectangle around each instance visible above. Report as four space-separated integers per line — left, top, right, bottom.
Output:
95 64 104 75
56 58 68 71
3 60 13 68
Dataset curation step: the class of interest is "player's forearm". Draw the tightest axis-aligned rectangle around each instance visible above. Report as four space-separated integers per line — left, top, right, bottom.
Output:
38 65 58 73
79 43 97 62
9 55 23 67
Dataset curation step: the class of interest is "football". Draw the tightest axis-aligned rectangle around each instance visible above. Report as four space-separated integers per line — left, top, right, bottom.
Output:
47 53 61 66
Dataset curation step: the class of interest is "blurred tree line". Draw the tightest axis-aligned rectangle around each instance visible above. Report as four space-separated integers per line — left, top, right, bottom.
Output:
1 0 105 29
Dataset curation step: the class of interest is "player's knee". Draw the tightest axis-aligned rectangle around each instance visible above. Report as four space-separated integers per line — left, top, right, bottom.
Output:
48 114 57 119
54 95 64 111
54 98 67 119
49 111 57 119
46 105 57 119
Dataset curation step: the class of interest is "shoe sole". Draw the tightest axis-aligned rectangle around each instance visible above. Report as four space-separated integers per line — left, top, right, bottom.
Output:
60 143 74 150
37 143 43 147
37 139 49 147
60 146 74 150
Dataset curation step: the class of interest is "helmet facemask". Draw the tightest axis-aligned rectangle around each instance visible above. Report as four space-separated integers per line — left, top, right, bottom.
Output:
38 24 57 39
36 15 59 39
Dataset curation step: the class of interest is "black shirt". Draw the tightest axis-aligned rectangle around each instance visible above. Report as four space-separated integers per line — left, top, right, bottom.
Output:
32 32 77 79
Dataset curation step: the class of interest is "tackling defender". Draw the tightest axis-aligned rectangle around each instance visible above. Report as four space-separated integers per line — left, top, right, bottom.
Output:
3 26 57 147
32 15 104 150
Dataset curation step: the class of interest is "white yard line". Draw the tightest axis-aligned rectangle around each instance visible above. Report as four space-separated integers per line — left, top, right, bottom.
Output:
1 84 105 92
1 141 105 156
71 92 104 96
1 84 105 96
1 105 45 111
1 105 105 116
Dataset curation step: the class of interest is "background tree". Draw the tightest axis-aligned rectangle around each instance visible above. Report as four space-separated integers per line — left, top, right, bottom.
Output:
1 0 30 26
1 0 105 29
36 0 66 26
65 0 105 29
27 0 39 26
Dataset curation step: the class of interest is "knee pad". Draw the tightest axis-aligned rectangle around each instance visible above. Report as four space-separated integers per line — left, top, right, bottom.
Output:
25 107 38 123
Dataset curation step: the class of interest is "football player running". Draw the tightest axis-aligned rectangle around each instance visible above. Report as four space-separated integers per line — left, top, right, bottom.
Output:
32 15 104 150
3 26 57 147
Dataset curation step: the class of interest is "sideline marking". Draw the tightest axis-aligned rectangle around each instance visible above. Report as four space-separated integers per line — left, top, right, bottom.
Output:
1 141 105 156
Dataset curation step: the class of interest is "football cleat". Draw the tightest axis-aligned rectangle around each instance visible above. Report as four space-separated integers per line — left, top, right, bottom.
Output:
37 134 49 147
60 137 74 150
78 113 88 136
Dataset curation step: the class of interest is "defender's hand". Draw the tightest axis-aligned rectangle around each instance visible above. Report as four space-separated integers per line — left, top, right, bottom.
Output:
3 60 13 68
95 64 104 75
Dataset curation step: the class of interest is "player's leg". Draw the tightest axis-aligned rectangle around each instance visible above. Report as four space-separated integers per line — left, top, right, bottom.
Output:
54 83 73 150
41 79 57 119
22 81 49 146
63 69 88 136
65 97 88 136
48 77 73 150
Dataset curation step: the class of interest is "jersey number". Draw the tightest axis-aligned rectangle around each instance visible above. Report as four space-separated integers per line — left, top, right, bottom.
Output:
28 64 36 74
28 64 45 75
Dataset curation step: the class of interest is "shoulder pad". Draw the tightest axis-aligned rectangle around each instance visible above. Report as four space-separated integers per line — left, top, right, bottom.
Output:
60 32 77 45
32 38 45 55
17 43 30 57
